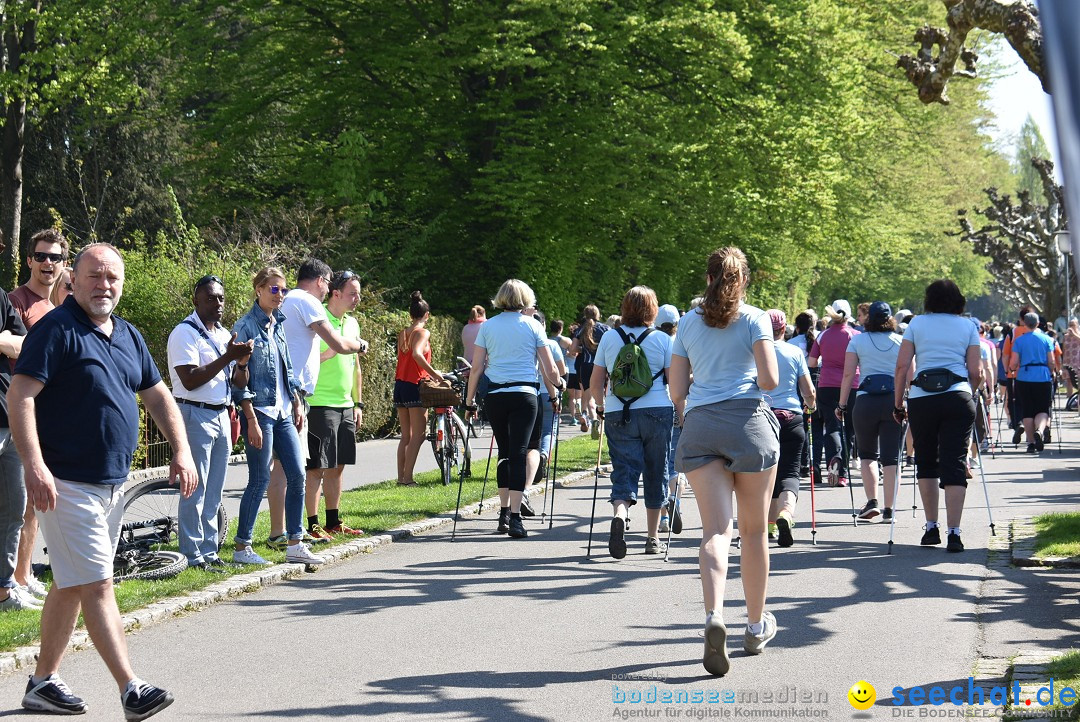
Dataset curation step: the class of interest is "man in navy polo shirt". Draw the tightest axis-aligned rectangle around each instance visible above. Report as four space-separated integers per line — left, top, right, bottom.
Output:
9 243 197 721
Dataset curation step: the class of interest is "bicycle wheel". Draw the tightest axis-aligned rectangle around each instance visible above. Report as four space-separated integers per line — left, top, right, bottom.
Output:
122 479 229 551
452 413 472 478
114 550 187 582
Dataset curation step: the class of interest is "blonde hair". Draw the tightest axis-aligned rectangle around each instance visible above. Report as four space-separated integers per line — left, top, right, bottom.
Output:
468 304 486 322
253 266 286 293
700 247 749 329
492 279 536 311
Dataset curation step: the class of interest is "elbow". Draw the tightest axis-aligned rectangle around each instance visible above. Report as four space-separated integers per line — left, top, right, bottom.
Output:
758 376 779 392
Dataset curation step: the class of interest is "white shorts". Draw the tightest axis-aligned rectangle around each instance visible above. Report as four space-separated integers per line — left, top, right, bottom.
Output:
36 477 124 588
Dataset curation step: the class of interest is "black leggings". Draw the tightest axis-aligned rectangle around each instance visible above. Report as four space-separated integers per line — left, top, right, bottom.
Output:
817 387 856 469
485 392 541 492
852 392 903 465
908 391 975 487
772 412 804 499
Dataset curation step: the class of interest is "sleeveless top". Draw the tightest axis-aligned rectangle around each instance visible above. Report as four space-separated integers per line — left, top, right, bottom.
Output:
395 329 431 384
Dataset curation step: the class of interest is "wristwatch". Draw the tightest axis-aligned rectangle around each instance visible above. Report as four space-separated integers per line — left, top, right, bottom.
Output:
355 402 364 410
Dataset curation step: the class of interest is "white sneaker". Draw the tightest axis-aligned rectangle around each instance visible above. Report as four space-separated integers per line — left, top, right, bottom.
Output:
285 543 325 565
0 587 42 612
232 546 272 566
21 577 47 599
659 515 670 533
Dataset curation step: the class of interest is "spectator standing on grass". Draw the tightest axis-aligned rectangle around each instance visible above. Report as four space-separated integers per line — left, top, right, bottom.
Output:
231 267 325 567
462 305 486 365
669 246 780 677
167 275 253 570
306 270 367 537
7 228 66 607
10 243 196 719
394 291 441 487
269 259 367 546
0 286 28 612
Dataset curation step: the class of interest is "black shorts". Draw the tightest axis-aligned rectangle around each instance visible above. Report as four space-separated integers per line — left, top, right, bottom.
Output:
393 379 422 408
1015 380 1052 419
307 406 357 469
567 373 580 391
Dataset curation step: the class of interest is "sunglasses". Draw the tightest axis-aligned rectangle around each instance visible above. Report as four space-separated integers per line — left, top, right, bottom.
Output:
32 252 64 264
269 285 287 295
194 274 223 292
330 270 358 291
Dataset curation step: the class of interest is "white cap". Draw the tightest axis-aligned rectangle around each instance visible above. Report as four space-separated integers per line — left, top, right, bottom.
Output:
827 299 852 319
655 304 680 327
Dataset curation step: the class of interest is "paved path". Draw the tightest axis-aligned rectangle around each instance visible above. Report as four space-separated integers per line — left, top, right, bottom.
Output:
4 409 1079 720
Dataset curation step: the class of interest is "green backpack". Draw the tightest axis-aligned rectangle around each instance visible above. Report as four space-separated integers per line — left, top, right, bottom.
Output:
610 327 666 414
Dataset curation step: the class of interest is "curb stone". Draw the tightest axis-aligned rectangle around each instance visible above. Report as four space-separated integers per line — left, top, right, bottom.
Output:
1011 519 1080 569
0 467 600 679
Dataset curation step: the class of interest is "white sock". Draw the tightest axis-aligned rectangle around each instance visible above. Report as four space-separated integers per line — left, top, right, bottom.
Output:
706 610 721 625
123 678 145 695
747 620 765 635
30 674 53 686
948 527 961 536
925 521 939 530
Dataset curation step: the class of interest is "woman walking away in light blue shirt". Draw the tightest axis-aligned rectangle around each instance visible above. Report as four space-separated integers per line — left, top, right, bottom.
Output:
670 247 780 677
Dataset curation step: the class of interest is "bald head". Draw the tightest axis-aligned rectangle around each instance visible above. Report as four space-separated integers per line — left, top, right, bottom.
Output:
72 244 125 323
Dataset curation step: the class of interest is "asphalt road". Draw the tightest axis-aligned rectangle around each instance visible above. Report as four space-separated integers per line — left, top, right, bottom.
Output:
3 410 1078 721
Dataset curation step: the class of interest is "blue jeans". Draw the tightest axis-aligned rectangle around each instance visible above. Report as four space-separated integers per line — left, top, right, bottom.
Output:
178 404 230 563
539 396 555 459
0 430 24 589
236 411 306 546
667 423 683 480
606 407 674 509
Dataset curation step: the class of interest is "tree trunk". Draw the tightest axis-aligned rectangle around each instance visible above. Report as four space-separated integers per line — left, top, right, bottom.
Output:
1 96 26 289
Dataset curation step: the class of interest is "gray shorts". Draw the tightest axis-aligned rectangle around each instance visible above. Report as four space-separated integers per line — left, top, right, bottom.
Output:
36 477 125 589
676 398 780 474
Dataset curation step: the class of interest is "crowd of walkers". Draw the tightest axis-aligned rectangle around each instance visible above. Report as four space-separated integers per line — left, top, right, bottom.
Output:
0 230 1071 717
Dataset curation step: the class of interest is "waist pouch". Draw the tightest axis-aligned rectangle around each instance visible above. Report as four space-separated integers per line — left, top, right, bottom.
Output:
770 408 799 425
912 368 966 392
858 374 895 395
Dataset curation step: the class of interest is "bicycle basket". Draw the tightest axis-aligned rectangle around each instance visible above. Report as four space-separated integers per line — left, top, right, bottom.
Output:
419 376 461 407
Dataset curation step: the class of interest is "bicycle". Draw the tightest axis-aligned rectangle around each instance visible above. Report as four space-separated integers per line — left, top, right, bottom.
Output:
114 478 229 582
427 358 474 486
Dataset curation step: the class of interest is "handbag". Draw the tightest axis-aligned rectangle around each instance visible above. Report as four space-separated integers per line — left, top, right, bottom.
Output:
418 375 461 407
228 405 241 446
912 368 966 392
858 374 895 395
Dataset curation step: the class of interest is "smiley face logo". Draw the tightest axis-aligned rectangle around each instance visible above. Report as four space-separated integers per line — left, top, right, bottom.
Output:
847 680 876 710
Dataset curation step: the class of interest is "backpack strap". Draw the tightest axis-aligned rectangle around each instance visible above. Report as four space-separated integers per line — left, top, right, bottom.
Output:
611 326 666 417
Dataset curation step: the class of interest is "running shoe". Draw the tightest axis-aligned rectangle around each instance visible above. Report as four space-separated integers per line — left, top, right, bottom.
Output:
608 517 627 559
307 524 334 542
767 523 777 541
836 476 849 488
882 508 893 521
579 415 590 433
1027 443 1038 454
1012 427 1023 445
659 514 670 533
232 546 272 565
22 576 47 600
507 515 528 538
946 532 964 553
497 507 510 533
920 525 941 546
1044 427 1052 444
285 543 325 565
591 420 601 440
0 588 42 612
1035 435 1045 453
857 500 880 520
23 675 88 715
666 496 683 534
776 512 794 548
519 495 536 517
265 534 289 551
121 679 174 721
644 537 666 554
703 614 730 676
743 611 778 655
325 523 364 536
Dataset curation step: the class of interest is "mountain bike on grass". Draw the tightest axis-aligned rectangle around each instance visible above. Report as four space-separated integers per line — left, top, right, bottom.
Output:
423 358 474 486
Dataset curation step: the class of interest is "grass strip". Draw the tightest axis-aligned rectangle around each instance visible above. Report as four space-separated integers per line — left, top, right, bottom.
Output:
0 433 609 653
1027 650 1080 719
1031 512 1080 560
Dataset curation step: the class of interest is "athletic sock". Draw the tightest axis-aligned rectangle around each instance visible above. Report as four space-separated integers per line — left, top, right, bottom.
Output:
307 515 319 530
326 509 340 529
706 610 721 626
925 521 939 530
510 512 522 520
123 678 147 696
30 674 51 686
747 621 764 636
948 527 961 536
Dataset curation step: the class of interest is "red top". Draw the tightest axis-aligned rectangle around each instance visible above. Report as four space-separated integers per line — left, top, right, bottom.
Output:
395 331 431 384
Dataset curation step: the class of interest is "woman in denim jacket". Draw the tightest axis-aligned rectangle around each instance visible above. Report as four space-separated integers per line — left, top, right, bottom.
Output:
229 267 324 566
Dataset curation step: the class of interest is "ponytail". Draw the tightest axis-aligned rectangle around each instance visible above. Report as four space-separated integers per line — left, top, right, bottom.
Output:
700 247 749 329
580 304 601 352
794 310 817 350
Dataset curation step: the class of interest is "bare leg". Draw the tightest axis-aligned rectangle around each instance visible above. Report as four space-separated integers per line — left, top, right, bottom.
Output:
77 579 137 690
881 465 898 509
919 478 940 524
34 586 82 679
401 408 428 485
685 460 735 614
323 466 345 511
304 469 324 518
1034 412 1050 437
523 449 540 491
944 486 966 528
14 504 37 586
732 467 776 623
645 507 661 538
861 459 879 502
396 407 411 482
768 490 797 522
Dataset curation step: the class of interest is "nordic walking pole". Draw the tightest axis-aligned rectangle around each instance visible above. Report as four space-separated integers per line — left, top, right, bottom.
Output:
548 408 561 529
972 395 997 536
663 470 680 562
451 419 474 541
806 410 817 545
888 420 907 555
1055 375 1063 454
838 408 857 526
478 428 496 515
585 415 606 558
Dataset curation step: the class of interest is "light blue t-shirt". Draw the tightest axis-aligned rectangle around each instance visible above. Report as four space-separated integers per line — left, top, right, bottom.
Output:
539 337 563 400
1013 330 1055 383
594 326 673 410
765 340 809 413
672 304 773 415
475 311 547 395
905 314 980 399
846 332 902 397
787 334 810 358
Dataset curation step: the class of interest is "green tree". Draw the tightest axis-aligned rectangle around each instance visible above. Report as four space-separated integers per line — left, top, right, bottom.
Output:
1014 115 1050 197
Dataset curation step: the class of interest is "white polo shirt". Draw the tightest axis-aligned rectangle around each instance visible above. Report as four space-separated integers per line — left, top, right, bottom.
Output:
166 312 234 405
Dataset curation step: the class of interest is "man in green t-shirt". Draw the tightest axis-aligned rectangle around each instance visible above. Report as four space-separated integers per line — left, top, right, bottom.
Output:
305 271 366 536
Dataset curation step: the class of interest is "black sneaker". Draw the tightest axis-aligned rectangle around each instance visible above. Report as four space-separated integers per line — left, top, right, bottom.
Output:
121 680 174 721
1043 427 1051 444
1027 443 1037 454
946 533 964 553
23 675 88 715
1035 435 1044 453
857 499 880 520
775 512 794 548
667 497 683 535
497 507 510 534
1012 427 1023 445
519 495 536 517
507 514 528 538
534 455 548 484
921 526 941 546
882 508 893 521
608 517 627 559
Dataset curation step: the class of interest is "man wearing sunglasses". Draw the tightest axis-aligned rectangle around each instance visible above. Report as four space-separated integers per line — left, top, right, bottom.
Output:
265 259 368 547
167 275 254 571
7 229 69 610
